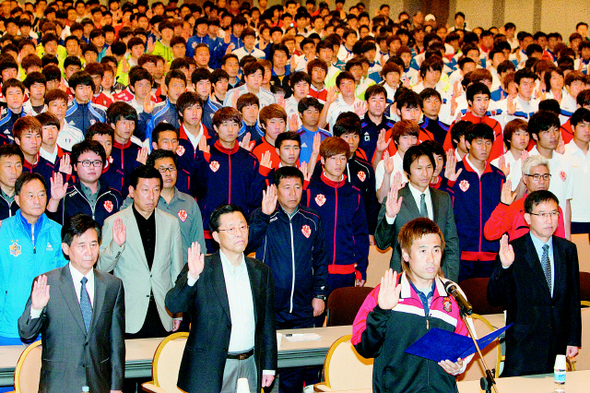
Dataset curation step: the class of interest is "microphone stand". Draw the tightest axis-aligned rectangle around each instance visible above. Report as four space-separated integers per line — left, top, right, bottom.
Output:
460 308 499 393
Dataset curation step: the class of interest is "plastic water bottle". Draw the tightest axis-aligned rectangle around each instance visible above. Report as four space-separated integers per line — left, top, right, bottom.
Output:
554 354 566 385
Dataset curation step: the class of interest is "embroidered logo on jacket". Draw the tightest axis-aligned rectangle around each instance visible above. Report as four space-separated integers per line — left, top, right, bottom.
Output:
210 161 220 172
357 171 366 182
176 145 186 156
443 297 452 313
560 170 567 182
459 180 470 192
315 194 326 206
301 225 311 238
104 200 113 213
9 240 20 257
178 209 188 222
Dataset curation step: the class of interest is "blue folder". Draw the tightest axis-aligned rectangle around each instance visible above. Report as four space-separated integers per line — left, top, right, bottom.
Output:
404 324 512 362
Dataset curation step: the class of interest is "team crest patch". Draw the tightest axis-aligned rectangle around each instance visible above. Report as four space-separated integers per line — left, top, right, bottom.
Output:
46 242 53 251
108 156 113 164
459 180 470 192
560 170 567 182
443 297 452 313
9 240 20 257
315 194 326 206
104 200 114 213
357 171 366 182
176 145 186 156
90 119 96 125
178 209 188 222
301 225 311 238
210 161 220 172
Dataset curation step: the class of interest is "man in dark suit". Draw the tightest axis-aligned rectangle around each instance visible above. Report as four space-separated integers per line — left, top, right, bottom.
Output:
166 204 277 393
18 214 125 393
374 144 460 282
488 190 581 377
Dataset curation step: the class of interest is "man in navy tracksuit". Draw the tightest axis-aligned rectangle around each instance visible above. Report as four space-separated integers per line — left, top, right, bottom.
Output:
46 140 122 227
64 71 107 135
0 145 23 220
303 137 369 296
248 166 328 393
190 107 266 252
0 79 29 144
443 123 505 282
106 102 144 197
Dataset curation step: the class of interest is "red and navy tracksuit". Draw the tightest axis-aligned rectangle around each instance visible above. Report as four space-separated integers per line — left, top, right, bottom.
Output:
302 173 369 292
443 159 505 282
360 114 395 163
191 141 266 252
46 180 123 227
109 139 142 197
443 112 504 162
352 273 468 393
175 124 212 194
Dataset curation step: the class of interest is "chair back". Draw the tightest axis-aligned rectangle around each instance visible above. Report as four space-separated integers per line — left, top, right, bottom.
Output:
151 332 189 392
326 286 374 326
14 341 42 393
322 335 373 390
458 278 503 315
457 314 502 381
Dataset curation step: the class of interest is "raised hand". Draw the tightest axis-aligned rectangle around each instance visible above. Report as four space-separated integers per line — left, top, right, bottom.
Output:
385 183 403 219
312 132 322 156
198 134 210 154
288 113 299 132
143 97 155 114
507 94 516 115
31 275 50 311
500 180 516 205
112 217 126 247
375 129 391 154
239 133 253 151
520 149 529 163
136 146 148 165
59 154 72 175
261 184 278 215
259 150 272 169
444 150 463 181
326 86 338 104
187 242 205 280
498 234 515 268
377 269 402 310
50 172 68 201
383 151 394 174
498 155 510 177
146 36 155 54
354 101 367 117
224 30 231 44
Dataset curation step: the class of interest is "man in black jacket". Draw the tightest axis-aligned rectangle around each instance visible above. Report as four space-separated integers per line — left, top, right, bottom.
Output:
488 190 581 376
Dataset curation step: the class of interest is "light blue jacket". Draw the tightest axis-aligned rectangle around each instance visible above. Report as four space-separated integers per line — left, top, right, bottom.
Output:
0 211 66 339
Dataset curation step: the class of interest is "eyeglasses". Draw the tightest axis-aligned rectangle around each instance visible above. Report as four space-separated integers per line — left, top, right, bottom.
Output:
157 167 177 174
78 160 103 167
217 224 249 235
529 211 560 219
525 173 551 181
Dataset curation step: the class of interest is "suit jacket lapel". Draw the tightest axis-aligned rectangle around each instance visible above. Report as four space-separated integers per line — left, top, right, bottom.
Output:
551 236 565 299
246 259 261 324
401 185 421 217
90 269 106 334
431 188 441 222
58 266 87 335
209 253 231 320
124 206 149 270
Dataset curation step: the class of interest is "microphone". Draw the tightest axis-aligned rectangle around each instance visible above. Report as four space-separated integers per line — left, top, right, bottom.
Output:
444 281 473 315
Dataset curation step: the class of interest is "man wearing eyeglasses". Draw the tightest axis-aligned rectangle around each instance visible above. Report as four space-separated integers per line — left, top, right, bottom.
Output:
166 204 277 393
488 190 581 377
46 140 123 227
484 154 566 242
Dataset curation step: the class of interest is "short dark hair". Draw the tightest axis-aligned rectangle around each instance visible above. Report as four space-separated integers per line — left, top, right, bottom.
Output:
61 214 102 253
15 172 46 196
129 66 153 86
1 78 25 97
85 123 115 143
0 144 24 165
45 88 69 105
274 165 304 186
71 140 107 169
152 123 179 145
465 123 494 143
524 190 559 214
165 69 187 87
35 112 60 130
298 96 322 113
129 164 163 189
212 107 242 128
528 110 560 137
146 148 178 169
333 114 361 137
106 101 137 125
275 131 301 149
365 84 386 101
466 82 490 103
571 108 590 127
237 93 259 112
402 144 435 175
503 119 528 149
176 92 203 120
69 71 93 90
209 204 246 233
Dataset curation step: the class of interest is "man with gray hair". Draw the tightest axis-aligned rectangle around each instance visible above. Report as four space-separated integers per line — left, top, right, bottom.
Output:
484 154 566 241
